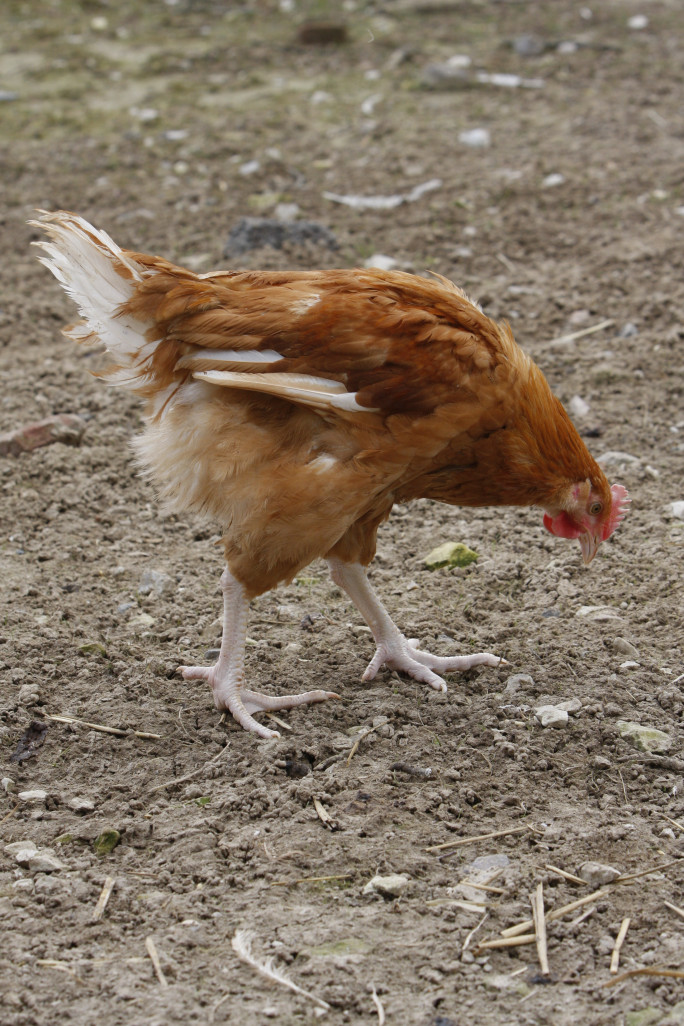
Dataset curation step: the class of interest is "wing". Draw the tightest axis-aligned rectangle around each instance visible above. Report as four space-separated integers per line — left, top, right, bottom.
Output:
119 262 523 425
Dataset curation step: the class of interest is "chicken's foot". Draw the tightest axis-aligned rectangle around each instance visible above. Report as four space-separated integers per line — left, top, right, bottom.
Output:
327 559 505 691
178 567 338 739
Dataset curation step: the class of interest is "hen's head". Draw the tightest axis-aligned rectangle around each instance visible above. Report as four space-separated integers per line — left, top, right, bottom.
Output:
543 479 629 564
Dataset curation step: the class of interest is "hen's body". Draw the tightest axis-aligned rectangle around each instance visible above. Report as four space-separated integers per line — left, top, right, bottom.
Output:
34 212 628 738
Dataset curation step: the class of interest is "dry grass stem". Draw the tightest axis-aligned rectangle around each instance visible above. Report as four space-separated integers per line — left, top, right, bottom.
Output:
270 874 352 887
661 813 684 832
370 986 386 1025
0 803 20 826
46 712 161 739
462 880 506 894
265 713 292 731
347 724 381 765
426 899 488 913
567 906 597 930
474 934 537 951
603 966 684 988
664 900 684 921
544 864 588 886
148 744 229 793
544 318 614 347
501 888 609 937
616 858 683 883
610 917 631 974
462 912 489 953
312 796 337 830
531 883 550 976
231 929 330 1010
425 824 529 852
145 937 169 989
92 876 115 922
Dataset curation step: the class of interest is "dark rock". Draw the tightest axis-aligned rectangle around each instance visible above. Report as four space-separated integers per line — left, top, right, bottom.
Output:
224 217 338 257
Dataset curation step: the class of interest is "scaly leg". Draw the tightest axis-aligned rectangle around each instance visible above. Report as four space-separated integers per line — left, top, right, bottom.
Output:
328 558 505 692
179 567 338 739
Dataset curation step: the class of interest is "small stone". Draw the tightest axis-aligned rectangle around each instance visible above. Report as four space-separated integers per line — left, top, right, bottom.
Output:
613 637 640 659
224 217 337 257
138 569 174 597
68 797 95 813
1 777 16 793
129 612 156 628
534 706 569 728
627 15 649 30
17 789 48 803
579 861 621 886
364 254 399 271
511 34 546 56
503 673 535 695
625 1010 662 1026
620 661 640 670
556 698 582 714
421 62 471 89
542 173 565 188
459 128 490 148
0 414 86 457
597 450 641 468
28 851 66 873
94 829 122 855
668 501 684 520
363 873 410 898
5 840 38 864
576 605 624 622
568 395 590 418
620 322 639 338
592 755 611 769
17 684 40 705
617 721 672 754
424 542 478 569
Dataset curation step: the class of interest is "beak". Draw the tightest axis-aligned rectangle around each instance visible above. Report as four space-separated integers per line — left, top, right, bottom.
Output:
579 533 600 565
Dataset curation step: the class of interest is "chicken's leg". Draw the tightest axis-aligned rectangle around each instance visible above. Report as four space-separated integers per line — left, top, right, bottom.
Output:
328 559 505 691
179 567 338 739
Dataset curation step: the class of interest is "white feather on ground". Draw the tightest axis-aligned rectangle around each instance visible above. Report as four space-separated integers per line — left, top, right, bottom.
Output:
230 928 331 1011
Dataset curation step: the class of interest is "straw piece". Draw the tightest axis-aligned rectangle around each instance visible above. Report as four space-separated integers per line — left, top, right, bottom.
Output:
371 986 385 1025
616 858 683 883
544 863 588 886
92 876 115 922
543 318 614 348
425 825 529 853
462 912 488 953
475 934 537 951
610 918 631 974
501 888 609 937
145 937 169 989
603 966 684 988
531 883 549 976
663 900 684 921
46 712 161 740
313 796 337 830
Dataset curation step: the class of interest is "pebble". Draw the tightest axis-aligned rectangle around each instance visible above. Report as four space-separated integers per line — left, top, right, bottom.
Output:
363 873 410 898
29 851 66 873
534 705 569 728
592 755 611 769
0 414 86 457
5 840 38 864
138 569 174 597
542 173 566 188
68 797 95 813
619 322 639 337
503 673 535 695
620 660 640 670
364 254 399 271
17 789 48 803
568 395 590 419
596 450 641 467
668 501 684 520
1 777 15 793
224 217 338 256
617 721 672 754
511 33 546 56
613 637 640 659
627 15 649 30
17 684 40 705
459 128 491 148
579 861 621 886
576 605 624 622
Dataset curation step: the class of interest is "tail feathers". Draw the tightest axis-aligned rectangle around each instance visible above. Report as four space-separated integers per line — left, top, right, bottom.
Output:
31 210 150 363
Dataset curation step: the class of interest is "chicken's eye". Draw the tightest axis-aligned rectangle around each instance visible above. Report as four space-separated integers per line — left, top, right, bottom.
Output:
589 501 603 516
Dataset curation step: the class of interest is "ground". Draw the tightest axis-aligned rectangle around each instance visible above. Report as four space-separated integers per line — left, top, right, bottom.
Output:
1 1 683 1024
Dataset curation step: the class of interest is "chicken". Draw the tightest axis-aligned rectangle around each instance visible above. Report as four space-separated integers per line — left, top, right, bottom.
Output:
33 211 629 739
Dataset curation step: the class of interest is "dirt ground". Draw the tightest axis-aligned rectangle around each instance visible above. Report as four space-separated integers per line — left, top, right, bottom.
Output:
1 1 683 1023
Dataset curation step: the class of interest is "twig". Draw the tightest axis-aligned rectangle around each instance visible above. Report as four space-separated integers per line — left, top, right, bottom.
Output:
603 966 684 988
617 767 629 804
567 906 596 931
616 858 683 883
664 900 684 921
148 744 229 793
661 813 684 832
370 986 385 1025
462 880 505 894
270 874 352 887
544 864 588 886
347 724 381 765
543 318 614 348
610 918 631 974
92 876 115 922
312 796 337 831
426 899 487 913
231 929 330 1010
46 712 161 740
475 934 537 951
0 803 19 826
501 888 609 937
425 824 530 853
145 937 169 989
266 713 292 732
462 912 488 953
531 883 550 976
